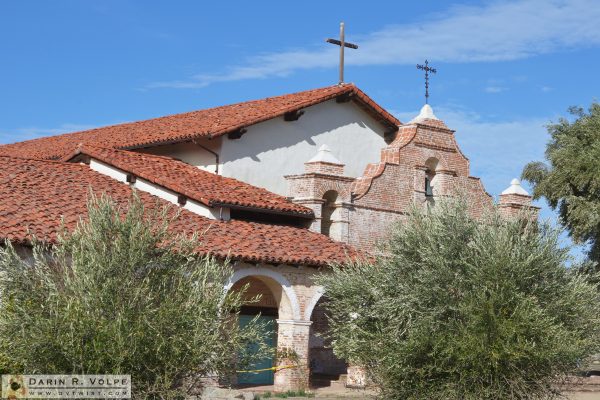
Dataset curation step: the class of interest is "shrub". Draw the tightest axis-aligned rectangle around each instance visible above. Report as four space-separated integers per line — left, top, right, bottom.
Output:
0 194 267 399
319 199 600 399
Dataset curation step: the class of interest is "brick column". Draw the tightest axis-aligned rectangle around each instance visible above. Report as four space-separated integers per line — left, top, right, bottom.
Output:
327 203 351 242
291 198 324 233
274 320 312 392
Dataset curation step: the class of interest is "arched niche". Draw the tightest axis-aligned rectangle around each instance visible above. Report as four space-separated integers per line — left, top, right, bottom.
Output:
305 289 347 382
424 157 439 197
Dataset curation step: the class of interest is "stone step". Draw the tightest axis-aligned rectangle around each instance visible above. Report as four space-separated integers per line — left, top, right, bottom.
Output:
328 379 346 390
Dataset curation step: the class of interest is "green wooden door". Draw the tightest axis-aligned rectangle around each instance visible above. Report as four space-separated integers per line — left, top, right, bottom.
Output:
237 314 276 385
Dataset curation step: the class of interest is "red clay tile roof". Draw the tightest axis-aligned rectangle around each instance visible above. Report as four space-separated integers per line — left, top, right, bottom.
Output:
0 84 400 160
0 155 358 267
64 145 312 216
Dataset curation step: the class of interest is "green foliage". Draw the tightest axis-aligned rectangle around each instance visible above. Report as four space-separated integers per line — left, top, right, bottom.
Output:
0 194 267 399
522 102 600 263
319 199 600 400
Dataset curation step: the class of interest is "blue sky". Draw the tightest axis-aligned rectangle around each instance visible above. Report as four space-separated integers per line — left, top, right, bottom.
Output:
1 0 599 258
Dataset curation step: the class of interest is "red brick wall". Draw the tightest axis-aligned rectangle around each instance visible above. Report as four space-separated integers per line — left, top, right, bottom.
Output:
286 117 532 252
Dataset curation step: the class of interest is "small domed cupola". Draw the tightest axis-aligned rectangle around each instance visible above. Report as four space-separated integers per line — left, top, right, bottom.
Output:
501 178 530 196
410 104 439 123
498 178 538 217
304 144 345 175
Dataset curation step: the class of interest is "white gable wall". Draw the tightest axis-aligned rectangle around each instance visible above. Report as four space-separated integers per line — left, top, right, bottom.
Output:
141 100 389 196
219 99 388 195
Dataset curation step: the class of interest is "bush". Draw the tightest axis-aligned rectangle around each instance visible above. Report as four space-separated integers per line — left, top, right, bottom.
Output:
319 199 600 399
0 194 267 399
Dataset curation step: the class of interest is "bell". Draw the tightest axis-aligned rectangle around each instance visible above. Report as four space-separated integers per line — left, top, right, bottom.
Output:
425 176 434 197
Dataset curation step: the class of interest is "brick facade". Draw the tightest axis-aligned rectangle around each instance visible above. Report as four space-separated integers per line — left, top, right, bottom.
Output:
229 109 538 392
285 112 529 253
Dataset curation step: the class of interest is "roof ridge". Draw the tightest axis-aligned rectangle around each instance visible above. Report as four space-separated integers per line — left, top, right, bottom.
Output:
67 144 313 216
0 83 398 160
79 144 184 163
73 145 237 182
0 153 86 167
2 84 347 148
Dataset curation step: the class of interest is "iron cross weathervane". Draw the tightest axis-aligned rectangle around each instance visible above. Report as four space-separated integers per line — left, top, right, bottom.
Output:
416 60 437 104
326 22 359 84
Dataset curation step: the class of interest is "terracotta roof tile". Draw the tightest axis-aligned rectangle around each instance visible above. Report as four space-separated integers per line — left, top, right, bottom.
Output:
0 84 400 160
64 145 312 216
0 155 358 267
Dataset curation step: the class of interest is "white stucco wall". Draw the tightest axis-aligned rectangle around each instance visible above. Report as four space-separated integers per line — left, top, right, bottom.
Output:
219 100 388 195
140 140 221 174
90 159 129 183
136 100 389 196
88 158 229 220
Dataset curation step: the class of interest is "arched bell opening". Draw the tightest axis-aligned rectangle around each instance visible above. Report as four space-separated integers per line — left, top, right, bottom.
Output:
424 157 439 206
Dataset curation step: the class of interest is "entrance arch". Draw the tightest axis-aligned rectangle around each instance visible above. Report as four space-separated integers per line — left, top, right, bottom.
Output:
226 267 301 321
226 267 305 387
306 291 347 386
229 276 279 386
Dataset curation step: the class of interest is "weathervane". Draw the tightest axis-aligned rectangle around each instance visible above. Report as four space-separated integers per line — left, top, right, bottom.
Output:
326 22 359 84
416 60 437 104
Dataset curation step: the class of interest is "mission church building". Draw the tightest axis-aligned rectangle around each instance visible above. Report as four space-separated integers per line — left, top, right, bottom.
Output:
0 83 536 391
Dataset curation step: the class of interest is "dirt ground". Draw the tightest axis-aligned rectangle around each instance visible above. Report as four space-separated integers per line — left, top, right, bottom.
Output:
566 392 600 400
249 389 600 400
243 378 600 399
301 393 600 399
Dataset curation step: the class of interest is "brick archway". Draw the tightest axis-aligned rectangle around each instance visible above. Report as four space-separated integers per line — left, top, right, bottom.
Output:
225 266 302 322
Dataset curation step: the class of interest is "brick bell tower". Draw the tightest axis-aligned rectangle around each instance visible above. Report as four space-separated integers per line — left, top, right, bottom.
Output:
285 145 354 242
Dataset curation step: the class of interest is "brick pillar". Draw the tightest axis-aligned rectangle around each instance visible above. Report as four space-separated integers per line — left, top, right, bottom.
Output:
274 320 312 392
327 203 351 242
298 199 325 233
435 169 457 196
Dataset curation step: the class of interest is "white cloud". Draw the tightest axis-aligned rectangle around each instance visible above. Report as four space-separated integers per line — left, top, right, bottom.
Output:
0 123 97 145
484 86 508 93
148 0 600 89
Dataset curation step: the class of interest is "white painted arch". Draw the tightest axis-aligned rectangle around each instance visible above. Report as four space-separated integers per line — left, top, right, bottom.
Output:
225 266 302 321
304 285 325 321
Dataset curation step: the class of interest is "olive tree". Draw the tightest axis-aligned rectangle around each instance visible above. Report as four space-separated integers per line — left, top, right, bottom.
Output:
0 195 266 399
522 102 600 264
319 199 600 400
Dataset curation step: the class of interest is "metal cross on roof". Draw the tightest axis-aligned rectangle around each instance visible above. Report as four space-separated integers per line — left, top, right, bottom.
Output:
416 60 437 104
326 22 359 84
